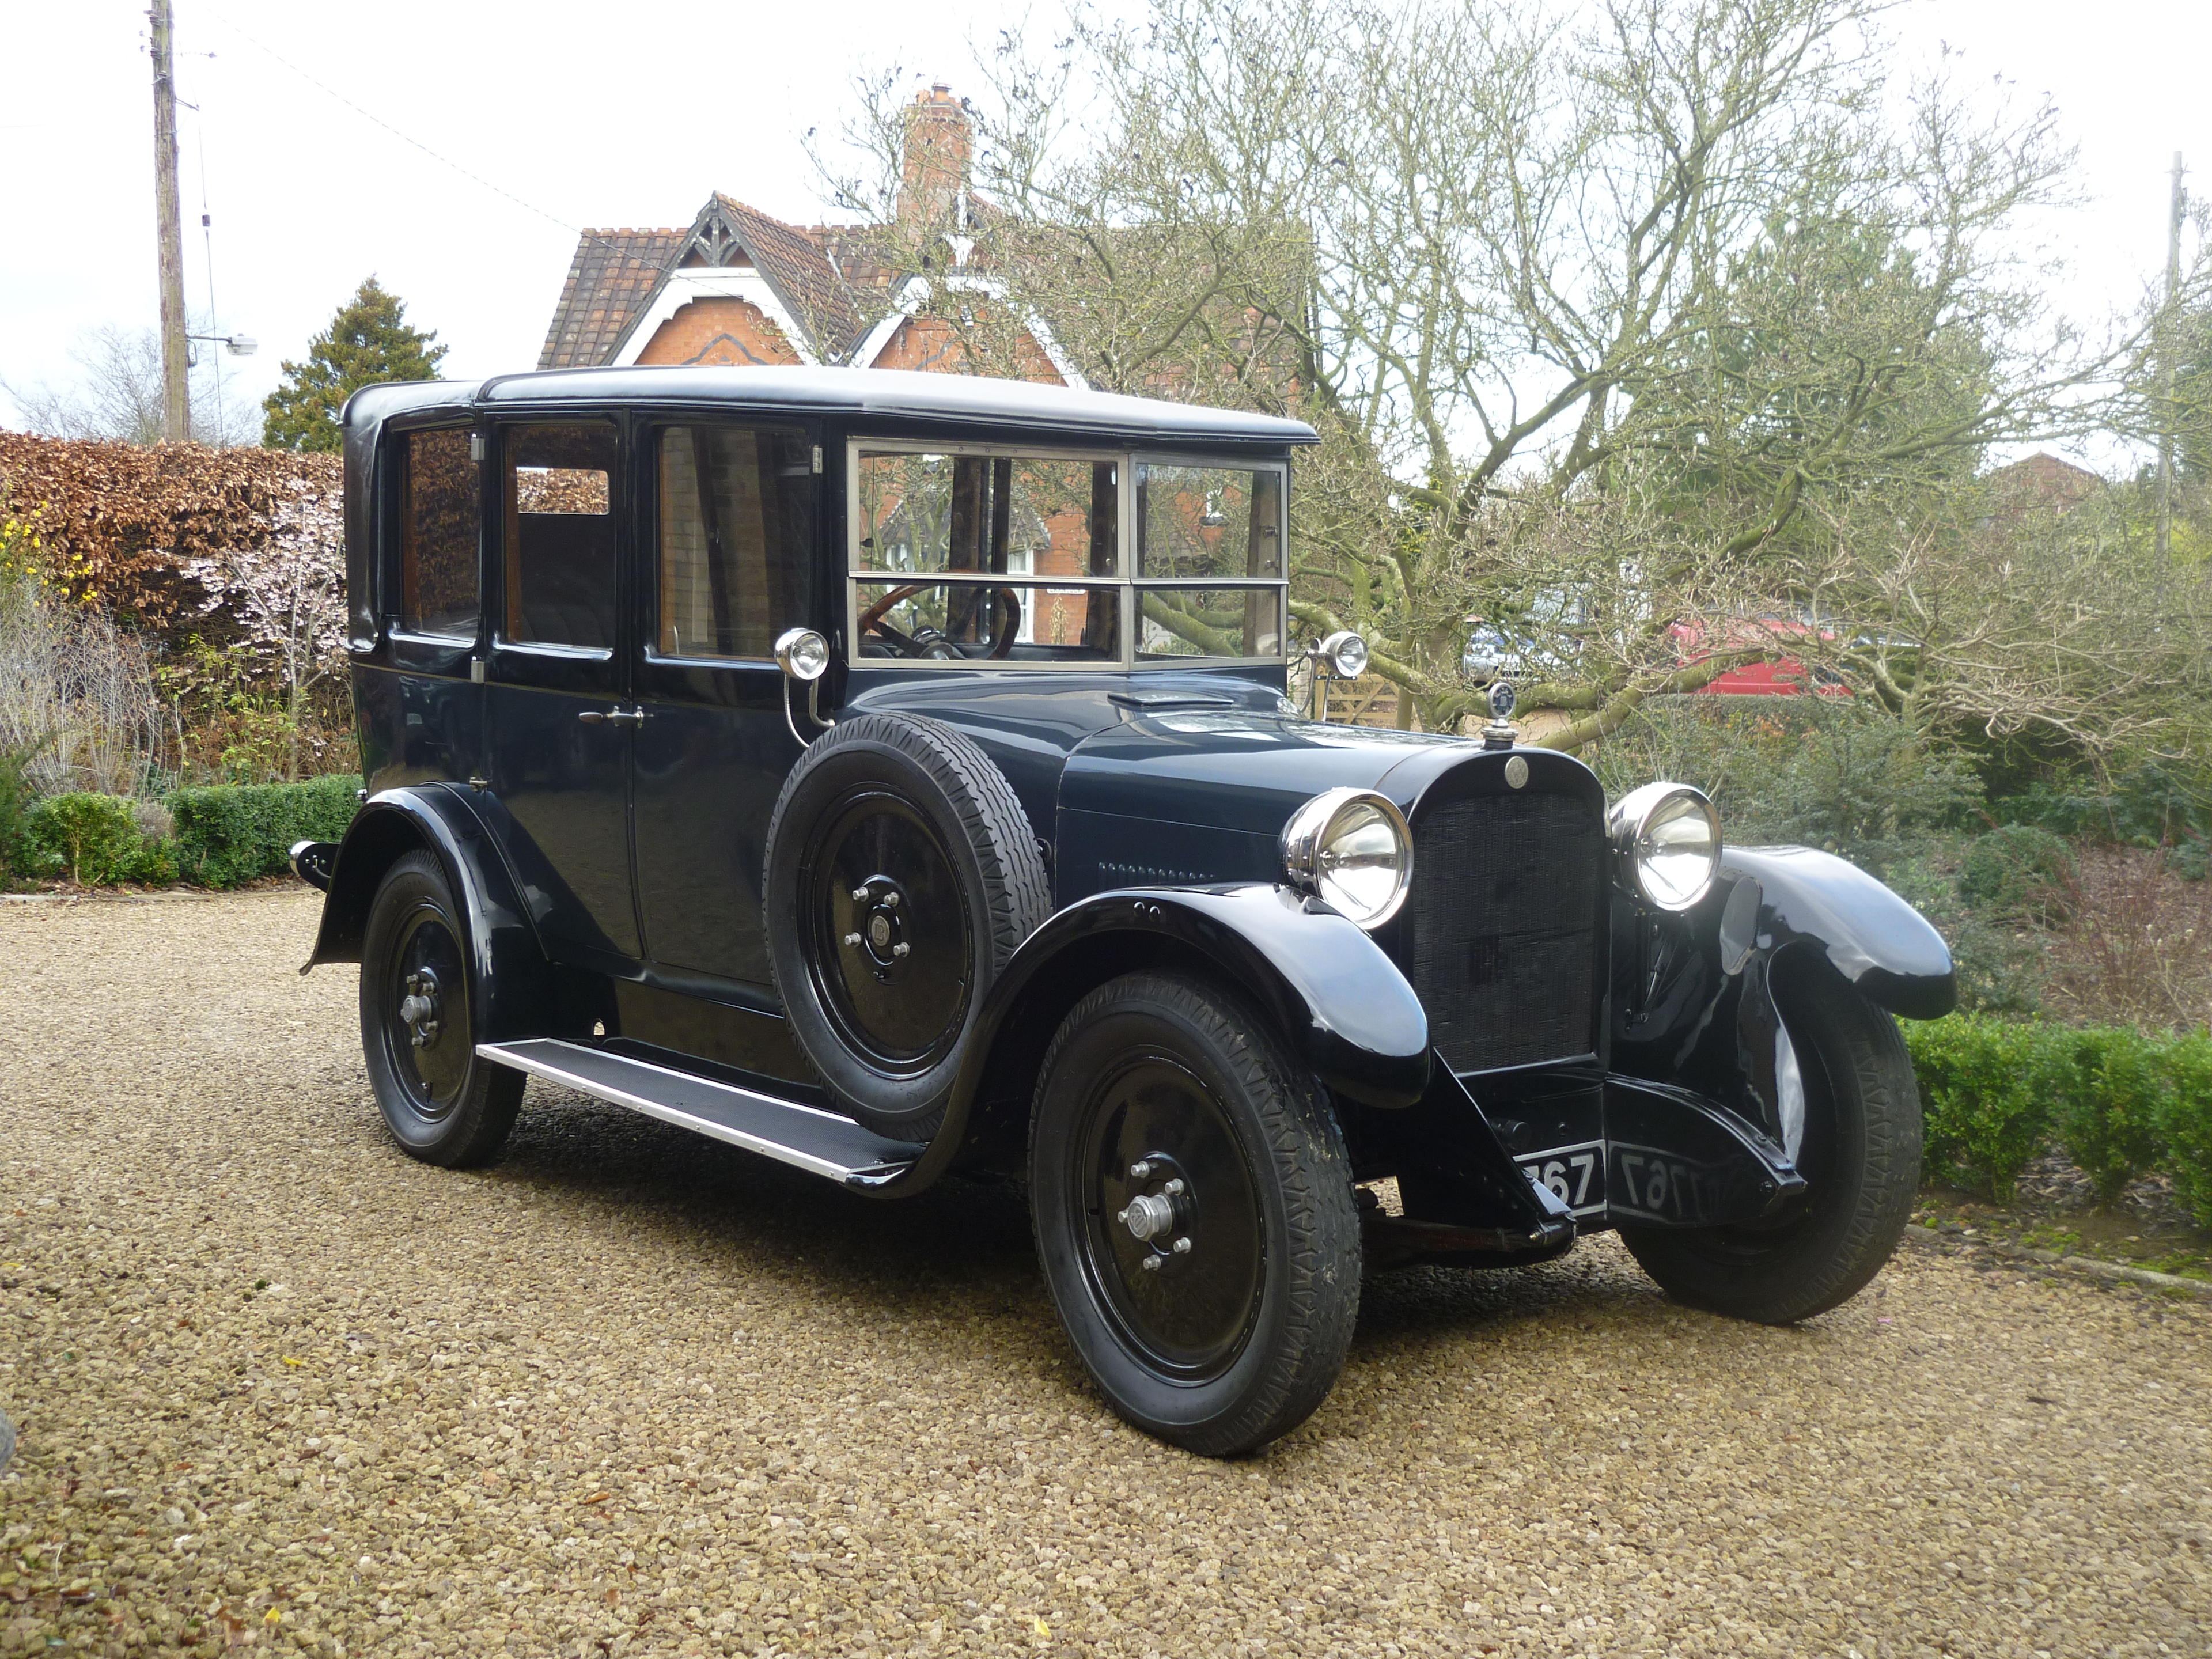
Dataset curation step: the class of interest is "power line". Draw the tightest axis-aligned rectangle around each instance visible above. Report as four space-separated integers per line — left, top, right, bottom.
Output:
202 6 680 285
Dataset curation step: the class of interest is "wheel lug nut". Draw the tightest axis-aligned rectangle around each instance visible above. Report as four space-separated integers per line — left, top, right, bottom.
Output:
882 892 899 908
1173 1237 1192 1255
1128 1160 1152 1179
891 941 911 958
1141 1256 1162 1272
1164 1179 1185 1196
850 886 870 902
842 932 862 948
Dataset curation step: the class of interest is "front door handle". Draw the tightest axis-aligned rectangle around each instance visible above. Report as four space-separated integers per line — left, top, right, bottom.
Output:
578 707 646 726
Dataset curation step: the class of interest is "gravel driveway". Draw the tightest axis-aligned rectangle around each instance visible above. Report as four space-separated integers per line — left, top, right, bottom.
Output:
2 889 2207 1658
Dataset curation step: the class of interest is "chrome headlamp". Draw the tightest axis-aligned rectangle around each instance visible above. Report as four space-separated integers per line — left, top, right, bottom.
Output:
1606 782 1721 912
1281 787 1412 929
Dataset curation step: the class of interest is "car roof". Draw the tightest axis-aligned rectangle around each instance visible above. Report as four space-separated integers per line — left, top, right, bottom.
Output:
342 366 1318 447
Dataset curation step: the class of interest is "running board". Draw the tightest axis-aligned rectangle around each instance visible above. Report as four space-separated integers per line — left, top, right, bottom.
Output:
477 1039 923 1190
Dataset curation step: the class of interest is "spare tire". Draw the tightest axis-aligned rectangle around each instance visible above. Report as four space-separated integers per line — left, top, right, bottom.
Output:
763 711 1051 1139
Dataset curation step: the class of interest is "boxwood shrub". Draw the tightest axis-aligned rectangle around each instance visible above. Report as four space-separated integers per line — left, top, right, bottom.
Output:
166 774 362 888
1903 1014 2212 1223
1903 1014 2052 1202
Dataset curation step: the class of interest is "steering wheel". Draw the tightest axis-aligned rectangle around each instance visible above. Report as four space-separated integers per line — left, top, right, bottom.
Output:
857 584 1024 660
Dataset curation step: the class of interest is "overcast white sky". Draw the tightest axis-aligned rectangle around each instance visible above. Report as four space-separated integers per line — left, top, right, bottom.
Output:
1 0 2205 463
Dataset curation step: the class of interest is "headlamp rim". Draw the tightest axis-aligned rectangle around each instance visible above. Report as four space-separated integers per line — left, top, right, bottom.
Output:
1605 781 1722 912
1280 786 1413 929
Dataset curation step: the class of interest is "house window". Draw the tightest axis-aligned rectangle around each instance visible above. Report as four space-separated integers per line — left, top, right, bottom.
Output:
657 425 814 660
398 428 479 637
502 424 617 650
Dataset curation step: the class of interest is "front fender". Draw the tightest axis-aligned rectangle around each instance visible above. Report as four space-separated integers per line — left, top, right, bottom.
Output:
305 786 558 1044
1722 844 1956 1019
870 883 1431 1198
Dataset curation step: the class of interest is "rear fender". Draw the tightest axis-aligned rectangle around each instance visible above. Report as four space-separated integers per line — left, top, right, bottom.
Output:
869 884 1431 1198
305 786 567 1044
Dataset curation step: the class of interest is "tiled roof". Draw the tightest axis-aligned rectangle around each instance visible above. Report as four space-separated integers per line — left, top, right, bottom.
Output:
539 199 884 369
709 196 862 361
537 228 688 370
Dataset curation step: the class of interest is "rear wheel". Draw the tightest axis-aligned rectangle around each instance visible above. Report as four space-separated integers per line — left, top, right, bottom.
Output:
1620 956 1922 1323
1029 972 1361 1456
359 851 524 1168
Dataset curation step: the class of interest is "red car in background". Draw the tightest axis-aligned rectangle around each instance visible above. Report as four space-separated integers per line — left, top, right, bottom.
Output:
1668 618 1851 696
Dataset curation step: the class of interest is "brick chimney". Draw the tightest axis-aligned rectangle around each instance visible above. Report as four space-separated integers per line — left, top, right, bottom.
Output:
898 83 972 231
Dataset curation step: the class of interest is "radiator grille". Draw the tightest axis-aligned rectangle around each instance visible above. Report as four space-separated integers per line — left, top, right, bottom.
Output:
1408 791 1604 1074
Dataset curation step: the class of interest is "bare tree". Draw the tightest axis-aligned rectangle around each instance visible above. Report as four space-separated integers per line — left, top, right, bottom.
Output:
1 323 254 448
823 0 2204 748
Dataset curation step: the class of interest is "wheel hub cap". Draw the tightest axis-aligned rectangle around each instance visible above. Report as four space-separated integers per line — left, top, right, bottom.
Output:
399 968 443 1049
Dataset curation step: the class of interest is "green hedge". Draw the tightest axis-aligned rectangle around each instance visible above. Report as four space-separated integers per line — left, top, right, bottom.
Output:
1903 1013 2212 1225
168 775 361 888
5 775 359 892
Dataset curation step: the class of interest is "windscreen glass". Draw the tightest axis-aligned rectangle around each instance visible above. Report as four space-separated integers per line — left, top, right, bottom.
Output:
1137 465 1283 578
1136 586 1285 661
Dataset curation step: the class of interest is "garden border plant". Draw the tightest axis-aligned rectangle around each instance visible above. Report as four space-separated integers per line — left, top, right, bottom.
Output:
5 773 359 892
1903 1013 2212 1230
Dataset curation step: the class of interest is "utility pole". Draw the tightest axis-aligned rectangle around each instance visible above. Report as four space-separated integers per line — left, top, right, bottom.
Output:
150 0 190 442
2156 151 2185 569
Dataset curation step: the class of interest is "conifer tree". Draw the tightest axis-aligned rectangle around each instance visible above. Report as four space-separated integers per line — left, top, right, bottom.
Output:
262 277 445 452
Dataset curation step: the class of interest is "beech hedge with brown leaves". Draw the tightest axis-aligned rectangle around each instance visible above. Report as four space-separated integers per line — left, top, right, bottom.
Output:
0 433 341 641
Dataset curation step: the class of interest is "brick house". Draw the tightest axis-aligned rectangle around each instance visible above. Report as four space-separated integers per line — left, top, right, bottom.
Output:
536 86 1082 385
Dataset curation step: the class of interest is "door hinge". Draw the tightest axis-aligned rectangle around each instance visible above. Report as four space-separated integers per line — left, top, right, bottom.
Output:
812 445 824 474
469 432 486 464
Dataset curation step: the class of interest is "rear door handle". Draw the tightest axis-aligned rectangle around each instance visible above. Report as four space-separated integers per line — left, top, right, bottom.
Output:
578 707 646 726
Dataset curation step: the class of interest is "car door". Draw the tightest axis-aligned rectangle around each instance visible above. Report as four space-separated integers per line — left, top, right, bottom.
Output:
482 417 642 963
630 420 820 984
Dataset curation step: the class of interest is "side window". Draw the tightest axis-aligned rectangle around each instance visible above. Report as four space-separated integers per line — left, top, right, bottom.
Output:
398 427 479 637
657 425 815 660
502 423 618 650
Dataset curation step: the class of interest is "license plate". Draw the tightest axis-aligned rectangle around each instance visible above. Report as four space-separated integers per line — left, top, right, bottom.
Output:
1515 1141 1604 1217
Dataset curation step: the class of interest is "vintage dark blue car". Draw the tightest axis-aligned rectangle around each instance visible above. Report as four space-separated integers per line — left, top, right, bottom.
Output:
293 366 1955 1455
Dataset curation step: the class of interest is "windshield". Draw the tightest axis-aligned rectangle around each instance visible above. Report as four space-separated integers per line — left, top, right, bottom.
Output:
850 445 1286 668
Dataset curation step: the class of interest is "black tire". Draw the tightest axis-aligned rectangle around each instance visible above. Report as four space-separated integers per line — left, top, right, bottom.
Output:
1029 972 1361 1457
1620 955 1922 1323
359 850 524 1169
763 712 1050 1139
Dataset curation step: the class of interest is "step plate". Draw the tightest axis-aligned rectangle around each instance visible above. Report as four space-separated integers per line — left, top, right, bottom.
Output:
478 1039 923 1189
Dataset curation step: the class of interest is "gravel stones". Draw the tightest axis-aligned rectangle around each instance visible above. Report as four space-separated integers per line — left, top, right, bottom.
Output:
2 889 2207 1656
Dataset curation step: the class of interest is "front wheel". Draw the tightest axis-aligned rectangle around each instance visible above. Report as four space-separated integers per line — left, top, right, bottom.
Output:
1029 972 1361 1456
1620 956 1922 1323
359 851 524 1168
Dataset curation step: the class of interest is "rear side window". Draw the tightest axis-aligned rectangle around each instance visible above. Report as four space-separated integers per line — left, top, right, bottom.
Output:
503 423 618 649
658 426 815 660
398 428 479 637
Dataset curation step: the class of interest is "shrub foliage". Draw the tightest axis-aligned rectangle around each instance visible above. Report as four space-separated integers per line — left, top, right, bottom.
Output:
1902 1014 2212 1223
